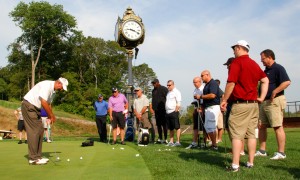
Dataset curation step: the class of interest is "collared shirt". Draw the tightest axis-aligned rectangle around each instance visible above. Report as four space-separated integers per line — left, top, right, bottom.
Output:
24 80 56 108
227 55 266 101
94 100 109 116
133 94 149 113
203 79 220 108
192 83 205 105
264 62 290 99
166 87 182 114
108 93 128 112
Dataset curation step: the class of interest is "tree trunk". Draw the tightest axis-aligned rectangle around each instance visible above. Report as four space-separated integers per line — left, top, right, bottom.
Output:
30 36 44 88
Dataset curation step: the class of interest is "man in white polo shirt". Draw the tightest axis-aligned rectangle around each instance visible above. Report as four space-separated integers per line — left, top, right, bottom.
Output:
165 80 182 147
21 77 68 165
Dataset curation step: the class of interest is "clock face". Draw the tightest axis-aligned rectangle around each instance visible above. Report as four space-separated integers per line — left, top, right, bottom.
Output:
122 20 143 41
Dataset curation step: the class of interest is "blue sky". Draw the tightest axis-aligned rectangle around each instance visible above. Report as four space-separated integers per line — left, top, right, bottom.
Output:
1 0 300 109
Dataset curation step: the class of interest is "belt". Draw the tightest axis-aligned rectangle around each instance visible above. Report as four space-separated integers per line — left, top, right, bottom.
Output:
232 100 257 104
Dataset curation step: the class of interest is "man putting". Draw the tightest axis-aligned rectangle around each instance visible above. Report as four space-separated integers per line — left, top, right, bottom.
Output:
22 77 68 165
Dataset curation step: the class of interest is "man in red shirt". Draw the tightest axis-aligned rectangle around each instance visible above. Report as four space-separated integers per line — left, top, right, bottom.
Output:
221 40 269 172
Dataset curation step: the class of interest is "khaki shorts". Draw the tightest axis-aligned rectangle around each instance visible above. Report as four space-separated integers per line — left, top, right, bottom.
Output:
259 95 286 127
137 113 152 129
42 117 50 129
217 112 223 129
229 103 258 140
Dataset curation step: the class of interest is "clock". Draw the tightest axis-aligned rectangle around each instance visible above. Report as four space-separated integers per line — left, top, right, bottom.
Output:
122 20 143 41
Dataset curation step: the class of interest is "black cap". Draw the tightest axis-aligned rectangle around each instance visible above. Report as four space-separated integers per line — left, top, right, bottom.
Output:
223 57 235 66
151 78 159 84
111 87 118 92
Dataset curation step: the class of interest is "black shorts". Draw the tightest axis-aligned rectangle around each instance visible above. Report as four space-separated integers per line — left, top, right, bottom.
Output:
111 112 125 129
166 111 180 131
17 120 26 131
193 109 205 131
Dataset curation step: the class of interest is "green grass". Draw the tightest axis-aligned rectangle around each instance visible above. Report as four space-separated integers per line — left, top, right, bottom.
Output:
1 129 300 179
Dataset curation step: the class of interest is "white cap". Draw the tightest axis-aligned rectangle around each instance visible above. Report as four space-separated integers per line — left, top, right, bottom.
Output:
231 40 250 51
58 77 69 91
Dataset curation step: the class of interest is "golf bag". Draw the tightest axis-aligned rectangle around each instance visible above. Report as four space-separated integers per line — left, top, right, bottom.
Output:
125 118 135 142
138 128 150 145
81 139 94 147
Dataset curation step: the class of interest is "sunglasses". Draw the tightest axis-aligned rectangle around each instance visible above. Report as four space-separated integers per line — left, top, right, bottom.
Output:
167 84 172 87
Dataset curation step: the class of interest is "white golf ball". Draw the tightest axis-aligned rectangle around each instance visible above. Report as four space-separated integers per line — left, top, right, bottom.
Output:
67 159 70 162
120 147 124 150
112 147 115 150
136 154 140 157
80 157 83 160
57 157 60 160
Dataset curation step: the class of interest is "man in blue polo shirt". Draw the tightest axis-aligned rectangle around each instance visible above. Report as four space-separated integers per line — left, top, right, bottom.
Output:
200 70 221 150
94 94 109 143
255 49 291 160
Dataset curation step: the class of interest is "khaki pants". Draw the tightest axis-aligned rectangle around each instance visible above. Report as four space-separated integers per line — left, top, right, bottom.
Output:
21 100 44 161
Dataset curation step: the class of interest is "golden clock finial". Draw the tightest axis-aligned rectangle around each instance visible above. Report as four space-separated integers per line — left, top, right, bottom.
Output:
124 6 135 16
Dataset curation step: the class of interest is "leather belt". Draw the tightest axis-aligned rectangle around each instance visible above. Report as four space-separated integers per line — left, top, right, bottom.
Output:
232 100 257 104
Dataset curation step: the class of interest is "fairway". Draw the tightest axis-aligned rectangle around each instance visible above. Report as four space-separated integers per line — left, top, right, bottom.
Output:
0 140 151 180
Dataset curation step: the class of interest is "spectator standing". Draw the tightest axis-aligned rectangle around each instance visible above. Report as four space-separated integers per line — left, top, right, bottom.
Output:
150 78 169 144
186 76 205 149
133 87 154 142
255 49 291 160
94 94 109 143
215 79 224 144
108 87 128 145
200 70 221 150
165 80 182 147
221 40 268 172
41 108 51 143
14 107 27 144
22 77 68 165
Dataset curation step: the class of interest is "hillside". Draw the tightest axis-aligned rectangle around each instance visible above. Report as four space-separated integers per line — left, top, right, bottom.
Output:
0 106 98 137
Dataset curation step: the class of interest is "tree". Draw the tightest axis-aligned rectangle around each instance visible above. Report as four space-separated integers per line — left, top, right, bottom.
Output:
0 78 7 100
9 1 77 88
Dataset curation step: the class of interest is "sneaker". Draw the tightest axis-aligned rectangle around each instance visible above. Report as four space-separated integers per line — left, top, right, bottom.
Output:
155 139 162 144
163 140 168 144
47 139 52 143
173 142 181 147
186 143 197 149
270 152 286 160
18 140 22 144
165 142 174 147
210 145 218 151
25 140 27 144
255 150 267 157
121 141 126 145
41 157 49 162
29 159 47 165
240 151 246 156
226 166 239 172
245 162 254 168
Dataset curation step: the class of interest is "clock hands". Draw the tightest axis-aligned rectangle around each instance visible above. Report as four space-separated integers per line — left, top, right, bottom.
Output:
126 28 140 35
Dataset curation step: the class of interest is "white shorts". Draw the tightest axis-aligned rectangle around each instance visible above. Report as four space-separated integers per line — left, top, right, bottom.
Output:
42 117 50 129
204 105 220 133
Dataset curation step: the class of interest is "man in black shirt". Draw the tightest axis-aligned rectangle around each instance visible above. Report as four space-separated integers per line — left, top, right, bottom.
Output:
150 79 168 144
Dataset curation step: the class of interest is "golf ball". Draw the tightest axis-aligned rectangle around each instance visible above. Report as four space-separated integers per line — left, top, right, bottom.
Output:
57 157 60 160
136 154 140 157
112 147 115 150
67 159 70 162
120 147 124 150
80 157 83 160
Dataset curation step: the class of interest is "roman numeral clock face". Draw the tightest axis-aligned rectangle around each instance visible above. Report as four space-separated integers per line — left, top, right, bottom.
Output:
122 20 142 41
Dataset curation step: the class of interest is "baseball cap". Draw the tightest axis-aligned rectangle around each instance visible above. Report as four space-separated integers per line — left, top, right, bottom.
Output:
111 87 118 92
231 40 250 51
98 94 103 98
151 78 159 84
223 57 235 65
58 77 69 91
134 87 142 91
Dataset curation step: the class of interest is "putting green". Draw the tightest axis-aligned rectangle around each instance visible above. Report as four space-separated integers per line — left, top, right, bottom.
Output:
0 140 151 179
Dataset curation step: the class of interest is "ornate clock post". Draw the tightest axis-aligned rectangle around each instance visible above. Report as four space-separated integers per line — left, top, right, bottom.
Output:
115 7 145 116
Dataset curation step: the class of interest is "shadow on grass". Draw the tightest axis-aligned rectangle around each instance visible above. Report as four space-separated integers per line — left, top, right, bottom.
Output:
267 165 300 179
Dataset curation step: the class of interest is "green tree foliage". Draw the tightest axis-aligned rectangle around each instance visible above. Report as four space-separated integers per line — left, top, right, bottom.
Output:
2 1 157 119
9 1 77 87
